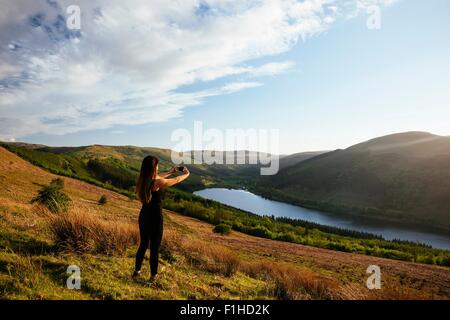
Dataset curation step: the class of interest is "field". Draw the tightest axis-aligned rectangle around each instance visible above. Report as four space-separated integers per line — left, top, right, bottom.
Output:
0 146 449 299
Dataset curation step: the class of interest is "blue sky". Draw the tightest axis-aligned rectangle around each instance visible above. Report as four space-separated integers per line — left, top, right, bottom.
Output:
1 0 449 154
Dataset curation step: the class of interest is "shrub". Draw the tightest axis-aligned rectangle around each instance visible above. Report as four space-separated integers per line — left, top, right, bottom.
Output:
325 242 353 252
98 195 108 205
31 180 71 213
441 256 450 267
213 223 231 235
248 225 273 239
275 232 298 242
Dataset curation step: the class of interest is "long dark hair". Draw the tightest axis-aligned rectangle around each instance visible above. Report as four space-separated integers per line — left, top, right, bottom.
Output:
136 155 159 204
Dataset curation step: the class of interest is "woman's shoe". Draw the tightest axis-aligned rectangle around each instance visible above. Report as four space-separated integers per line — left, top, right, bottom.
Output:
149 274 158 284
132 270 142 278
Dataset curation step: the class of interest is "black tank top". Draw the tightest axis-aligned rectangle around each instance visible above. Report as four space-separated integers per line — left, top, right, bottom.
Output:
141 188 165 216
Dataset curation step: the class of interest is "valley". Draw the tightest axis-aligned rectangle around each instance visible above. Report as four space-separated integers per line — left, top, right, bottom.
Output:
0 146 449 299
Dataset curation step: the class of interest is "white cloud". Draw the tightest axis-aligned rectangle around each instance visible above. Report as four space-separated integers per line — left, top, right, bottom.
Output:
219 81 263 93
0 0 397 140
66 63 104 87
0 62 21 78
248 61 296 77
323 16 335 24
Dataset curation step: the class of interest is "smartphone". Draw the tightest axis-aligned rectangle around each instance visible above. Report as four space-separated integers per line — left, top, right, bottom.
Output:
176 166 185 172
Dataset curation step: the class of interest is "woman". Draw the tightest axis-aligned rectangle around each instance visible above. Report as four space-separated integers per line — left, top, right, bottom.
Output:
133 155 190 282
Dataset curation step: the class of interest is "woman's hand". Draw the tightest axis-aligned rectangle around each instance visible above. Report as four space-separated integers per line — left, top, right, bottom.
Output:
155 166 190 189
169 166 177 174
158 166 177 178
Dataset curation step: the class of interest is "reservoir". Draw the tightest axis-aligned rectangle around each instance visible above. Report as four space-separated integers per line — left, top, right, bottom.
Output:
194 188 450 250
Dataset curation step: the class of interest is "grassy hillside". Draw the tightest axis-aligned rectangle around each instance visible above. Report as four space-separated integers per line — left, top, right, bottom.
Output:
3 143 266 192
2 142 326 192
279 151 328 169
2 144 450 265
1 146 450 299
257 132 450 231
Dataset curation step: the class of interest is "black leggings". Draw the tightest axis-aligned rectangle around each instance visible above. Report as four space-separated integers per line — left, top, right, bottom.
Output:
135 210 163 276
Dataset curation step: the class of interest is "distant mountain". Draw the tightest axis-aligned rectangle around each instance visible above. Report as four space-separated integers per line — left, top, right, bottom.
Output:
4 142 47 149
1 142 323 192
0 143 262 191
346 131 450 157
258 132 450 230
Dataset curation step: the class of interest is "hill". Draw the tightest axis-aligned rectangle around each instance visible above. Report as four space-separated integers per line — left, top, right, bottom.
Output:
0 146 449 299
0 142 331 195
257 132 450 230
279 151 328 169
4 143 450 264
1 143 269 192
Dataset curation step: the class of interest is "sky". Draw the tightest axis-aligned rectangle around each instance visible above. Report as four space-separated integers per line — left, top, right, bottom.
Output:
0 0 449 154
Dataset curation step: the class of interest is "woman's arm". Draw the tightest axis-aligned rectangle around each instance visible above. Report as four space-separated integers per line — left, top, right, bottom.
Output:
155 167 190 189
157 166 177 178
158 171 173 178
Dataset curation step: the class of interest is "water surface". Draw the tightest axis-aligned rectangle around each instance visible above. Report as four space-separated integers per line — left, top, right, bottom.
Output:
194 188 450 250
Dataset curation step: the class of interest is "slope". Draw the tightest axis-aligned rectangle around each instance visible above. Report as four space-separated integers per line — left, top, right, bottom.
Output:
0 146 449 299
259 132 450 230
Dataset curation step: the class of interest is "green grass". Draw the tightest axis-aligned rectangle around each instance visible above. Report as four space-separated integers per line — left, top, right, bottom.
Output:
0 216 271 300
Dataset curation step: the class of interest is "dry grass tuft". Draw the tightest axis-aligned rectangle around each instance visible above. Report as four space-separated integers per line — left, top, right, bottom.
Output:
48 208 139 255
181 239 240 277
159 228 182 262
31 203 53 218
241 260 339 300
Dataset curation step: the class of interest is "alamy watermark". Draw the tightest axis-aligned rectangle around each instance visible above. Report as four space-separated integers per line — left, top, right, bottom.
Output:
366 265 381 289
66 265 81 290
170 121 280 175
66 5 81 30
64 4 382 34
366 5 381 30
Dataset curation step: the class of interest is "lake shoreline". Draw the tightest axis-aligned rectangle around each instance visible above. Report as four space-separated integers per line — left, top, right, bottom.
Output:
191 182 450 236
194 187 450 250
247 187 450 236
